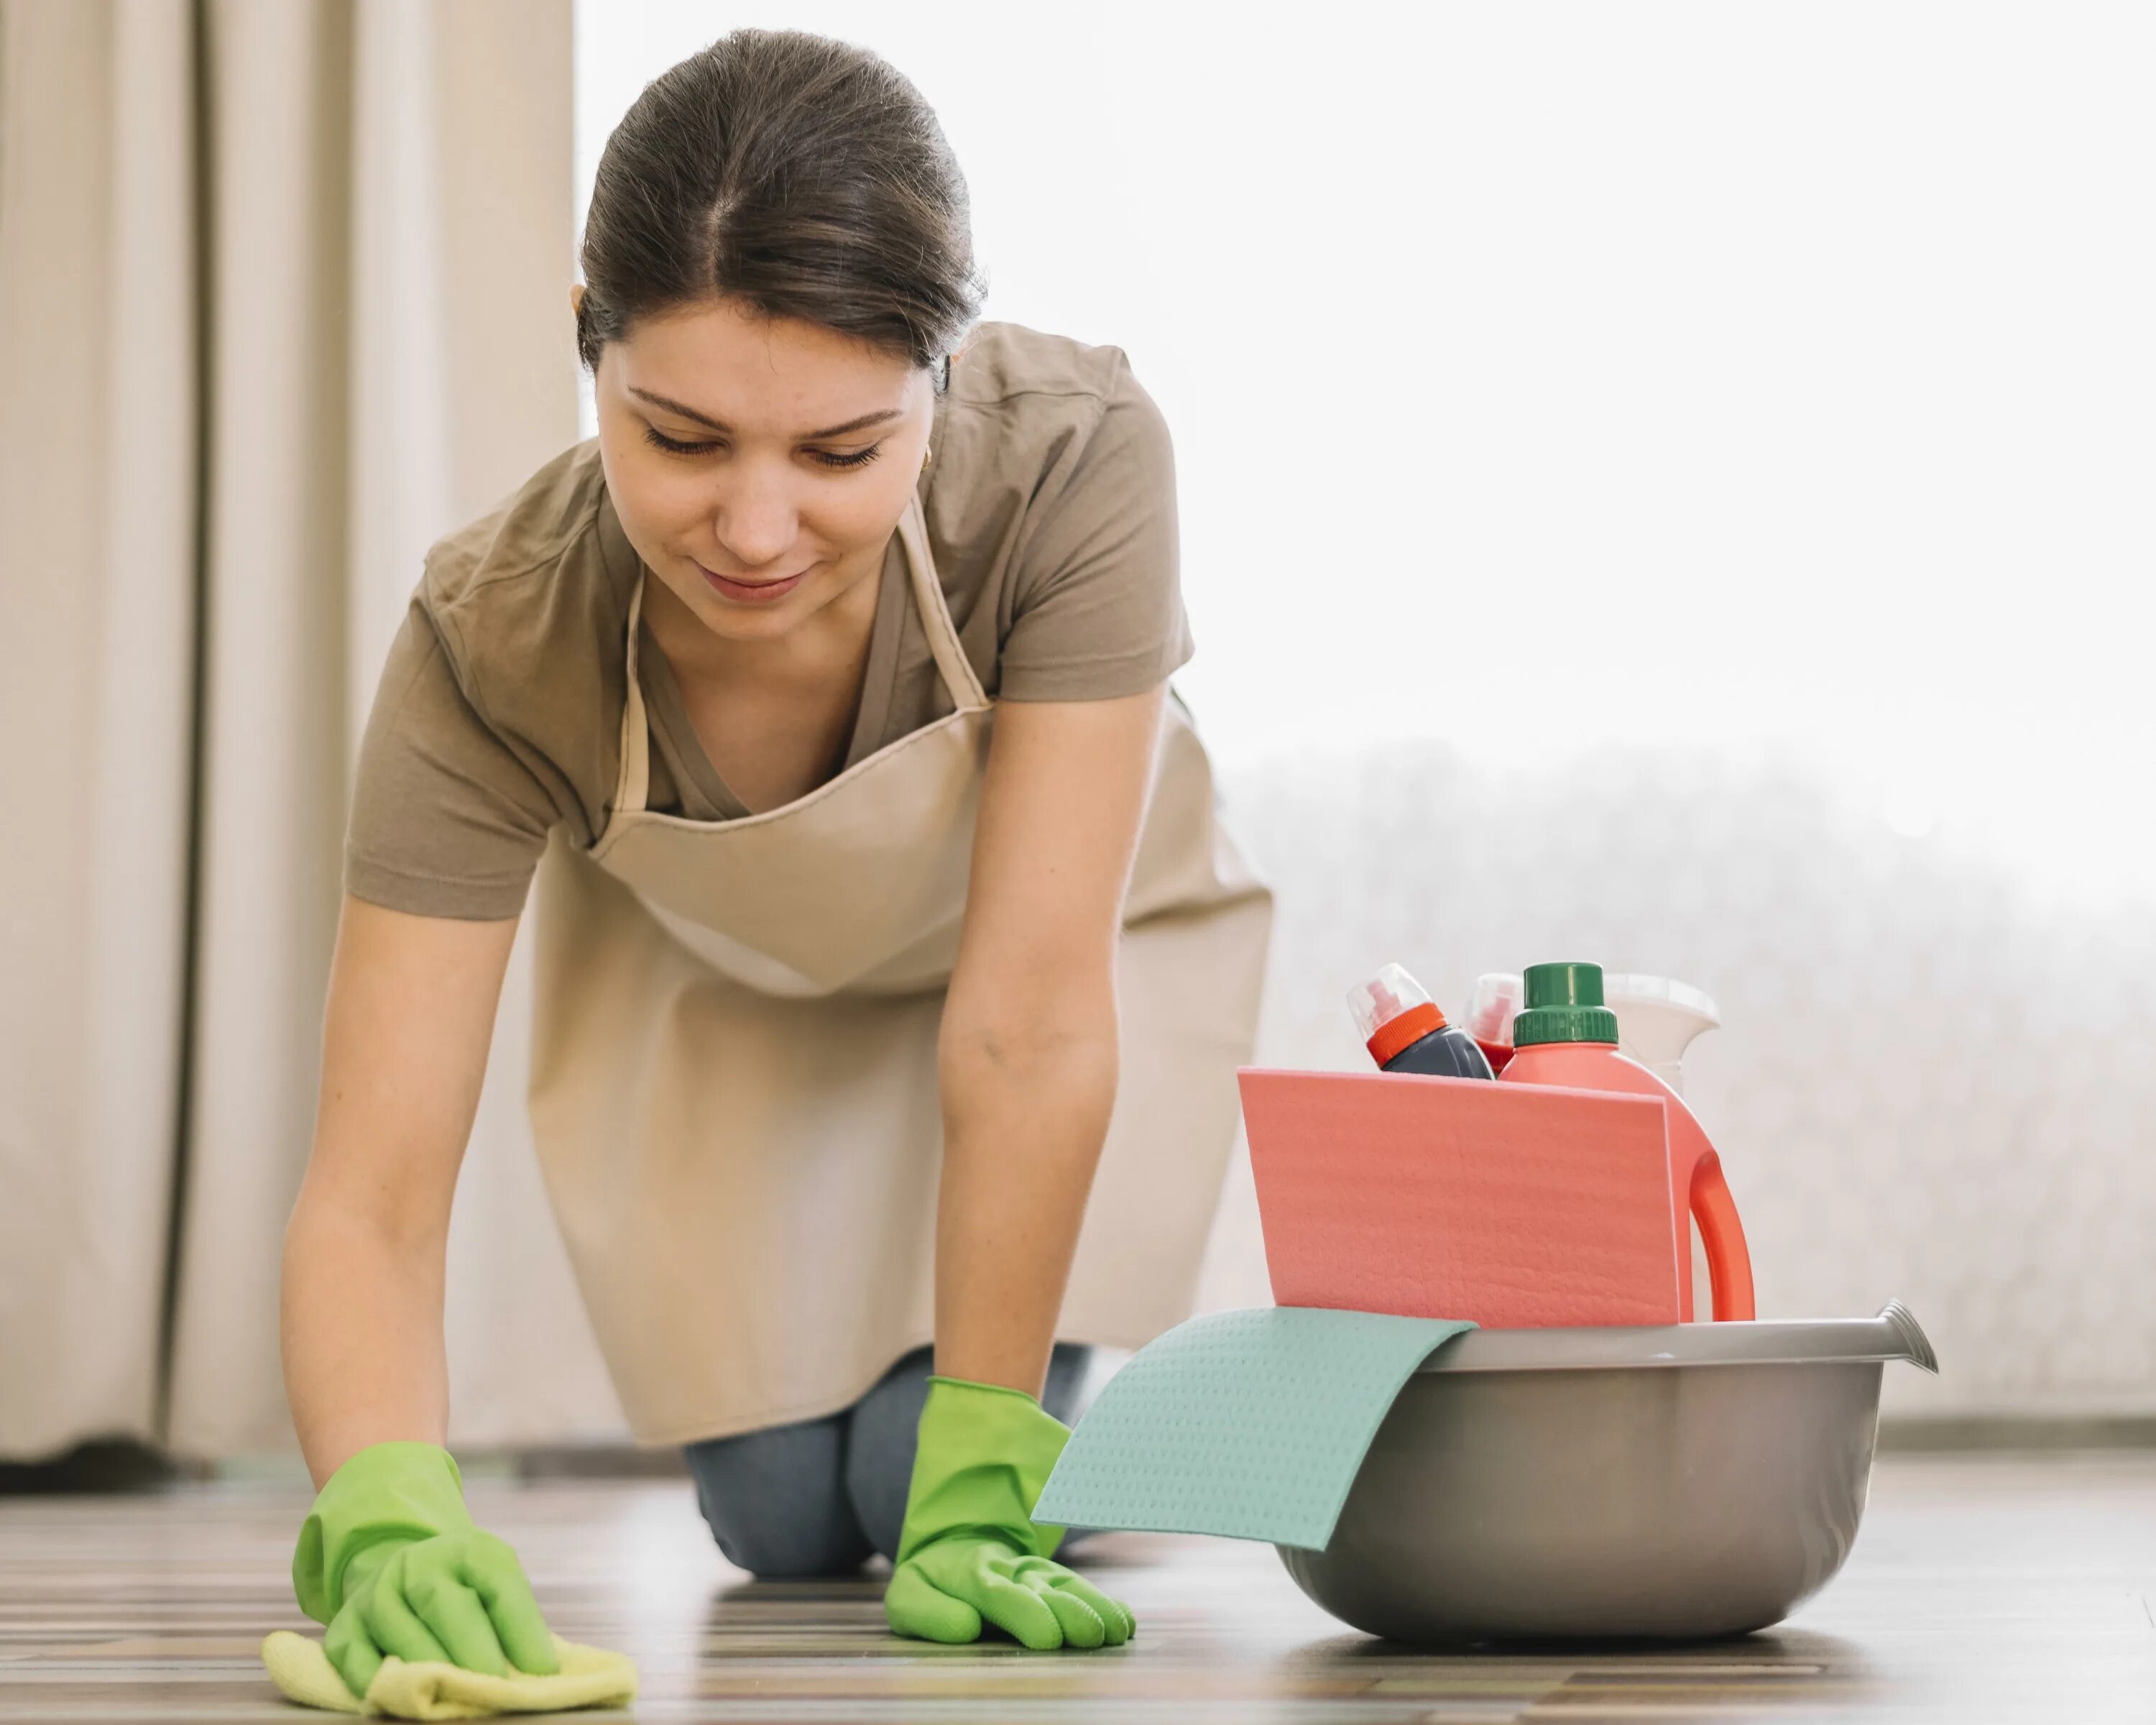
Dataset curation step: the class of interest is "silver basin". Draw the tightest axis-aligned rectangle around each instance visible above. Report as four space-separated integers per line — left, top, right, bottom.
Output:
1279 1302 1938 1644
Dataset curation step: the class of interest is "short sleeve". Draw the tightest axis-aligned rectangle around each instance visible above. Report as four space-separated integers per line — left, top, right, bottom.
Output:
344 599 558 920
995 357 1195 702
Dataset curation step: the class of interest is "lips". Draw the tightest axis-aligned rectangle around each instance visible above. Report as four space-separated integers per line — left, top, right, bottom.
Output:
697 561 809 603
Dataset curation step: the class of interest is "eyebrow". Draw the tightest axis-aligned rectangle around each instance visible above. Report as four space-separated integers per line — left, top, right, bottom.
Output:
627 387 903 441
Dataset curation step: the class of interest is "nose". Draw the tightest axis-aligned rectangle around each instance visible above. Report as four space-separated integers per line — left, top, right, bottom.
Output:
709 467 800 571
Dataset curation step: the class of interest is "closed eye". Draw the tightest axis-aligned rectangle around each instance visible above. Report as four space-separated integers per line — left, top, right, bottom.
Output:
642 425 885 471
642 426 717 456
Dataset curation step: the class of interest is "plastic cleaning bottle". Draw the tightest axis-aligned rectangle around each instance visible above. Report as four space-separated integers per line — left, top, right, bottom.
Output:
1501 961 1756 1322
1348 964 1495 1079
1464 972 1524 1075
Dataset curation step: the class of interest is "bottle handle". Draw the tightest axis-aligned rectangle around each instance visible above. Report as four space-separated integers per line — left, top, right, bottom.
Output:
1690 1152 1755 1321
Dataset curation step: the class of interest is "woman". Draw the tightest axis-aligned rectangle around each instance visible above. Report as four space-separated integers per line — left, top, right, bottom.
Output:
280 28 1269 1690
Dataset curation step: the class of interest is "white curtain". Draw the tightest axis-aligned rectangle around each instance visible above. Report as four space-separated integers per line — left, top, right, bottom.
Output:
0 0 625 1461
0 0 198 1461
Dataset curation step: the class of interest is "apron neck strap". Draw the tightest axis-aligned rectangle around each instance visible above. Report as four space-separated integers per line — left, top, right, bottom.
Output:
896 492 990 716
614 492 985 819
619 574 655 816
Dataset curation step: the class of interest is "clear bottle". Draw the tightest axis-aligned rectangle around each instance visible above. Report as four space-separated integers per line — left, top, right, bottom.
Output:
1464 972 1525 1075
1348 964 1494 1079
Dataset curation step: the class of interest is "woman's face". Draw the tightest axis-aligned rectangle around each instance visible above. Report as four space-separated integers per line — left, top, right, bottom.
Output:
590 294 935 648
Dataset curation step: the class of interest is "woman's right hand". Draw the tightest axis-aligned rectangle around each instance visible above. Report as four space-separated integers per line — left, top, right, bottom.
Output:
292 1440 558 1701
323 1524 558 1699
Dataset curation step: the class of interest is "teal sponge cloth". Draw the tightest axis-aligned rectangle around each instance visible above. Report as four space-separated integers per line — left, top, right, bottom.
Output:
1033 1307 1473 1551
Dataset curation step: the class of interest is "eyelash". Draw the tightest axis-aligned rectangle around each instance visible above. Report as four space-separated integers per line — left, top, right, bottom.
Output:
642 426 884 469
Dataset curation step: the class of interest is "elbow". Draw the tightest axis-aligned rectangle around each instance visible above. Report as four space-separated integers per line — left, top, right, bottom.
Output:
939 975 1120 1088
286 1154 454 1266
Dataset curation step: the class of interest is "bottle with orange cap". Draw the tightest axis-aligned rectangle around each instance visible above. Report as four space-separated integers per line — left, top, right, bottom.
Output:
1347 963 1494 1079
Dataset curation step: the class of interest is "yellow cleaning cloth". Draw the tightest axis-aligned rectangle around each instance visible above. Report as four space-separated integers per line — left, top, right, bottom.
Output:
261 1629 637 1719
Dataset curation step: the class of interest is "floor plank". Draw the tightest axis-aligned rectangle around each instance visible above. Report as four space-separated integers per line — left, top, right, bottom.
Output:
1 1451 2150 1721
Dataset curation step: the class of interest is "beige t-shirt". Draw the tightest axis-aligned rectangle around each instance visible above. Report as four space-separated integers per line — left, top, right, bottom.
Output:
344 322 1194 921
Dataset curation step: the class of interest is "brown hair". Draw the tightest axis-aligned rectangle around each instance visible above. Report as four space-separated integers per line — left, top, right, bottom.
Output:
576 29 985 390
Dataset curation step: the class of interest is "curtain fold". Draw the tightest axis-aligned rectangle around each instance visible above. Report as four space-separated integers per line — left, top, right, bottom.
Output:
0 0 198 1460
1 0 623 1462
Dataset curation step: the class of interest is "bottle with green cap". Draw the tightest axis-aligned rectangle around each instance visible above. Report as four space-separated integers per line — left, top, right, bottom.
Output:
1500 961 1758 1325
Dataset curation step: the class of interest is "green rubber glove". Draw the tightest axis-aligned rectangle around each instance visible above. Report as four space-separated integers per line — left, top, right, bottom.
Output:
292 1440 559 1699
884 1376 1135 1650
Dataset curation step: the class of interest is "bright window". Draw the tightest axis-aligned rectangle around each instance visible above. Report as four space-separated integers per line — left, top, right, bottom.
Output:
576 4 2156 902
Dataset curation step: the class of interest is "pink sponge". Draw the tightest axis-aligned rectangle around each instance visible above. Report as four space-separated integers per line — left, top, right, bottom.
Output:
1240 1068 1683 1328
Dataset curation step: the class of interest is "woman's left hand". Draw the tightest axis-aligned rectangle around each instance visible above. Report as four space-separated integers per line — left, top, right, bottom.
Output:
883 1376 1135 1650
888 1535 1133 1650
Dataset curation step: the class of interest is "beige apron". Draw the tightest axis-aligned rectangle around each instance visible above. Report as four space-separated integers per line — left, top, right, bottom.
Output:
526 494 1273 1444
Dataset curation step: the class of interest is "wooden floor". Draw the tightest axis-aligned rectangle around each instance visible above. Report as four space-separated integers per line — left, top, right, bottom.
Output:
1 1450 2150 1722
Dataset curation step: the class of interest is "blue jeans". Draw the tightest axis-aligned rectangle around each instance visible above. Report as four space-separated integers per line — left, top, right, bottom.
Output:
681 1343 1092 1578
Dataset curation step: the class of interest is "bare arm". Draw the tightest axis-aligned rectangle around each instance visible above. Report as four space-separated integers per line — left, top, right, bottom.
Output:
281 896 520 1488
934 686 1165 1395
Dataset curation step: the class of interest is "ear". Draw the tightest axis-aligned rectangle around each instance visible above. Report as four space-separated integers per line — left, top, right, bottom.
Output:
569 281 586 319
